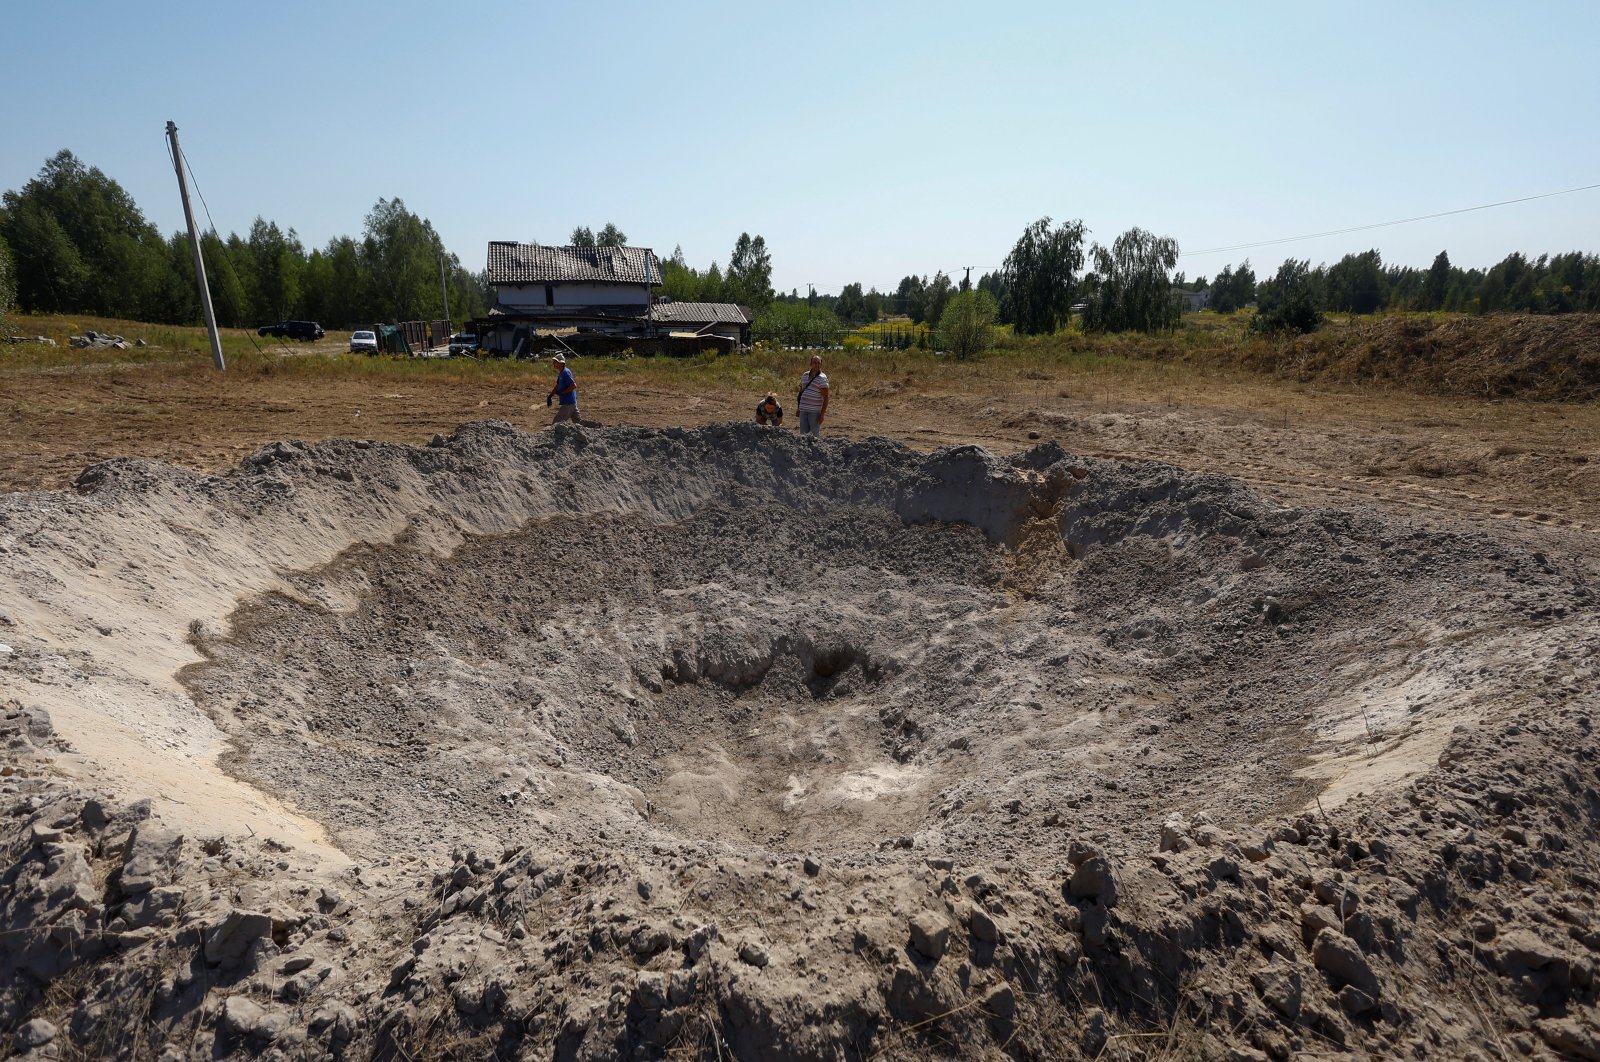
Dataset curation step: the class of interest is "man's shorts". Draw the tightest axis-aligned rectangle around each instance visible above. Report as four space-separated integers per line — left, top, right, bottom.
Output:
552 404 579 425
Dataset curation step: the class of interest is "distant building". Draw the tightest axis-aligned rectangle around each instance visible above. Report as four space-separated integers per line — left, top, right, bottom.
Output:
479 242 658 354
648 300 752 346
1174 288 1211 313
476 242 749 355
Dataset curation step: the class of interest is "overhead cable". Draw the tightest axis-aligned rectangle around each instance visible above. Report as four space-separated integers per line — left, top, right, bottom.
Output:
1181 181 1600 258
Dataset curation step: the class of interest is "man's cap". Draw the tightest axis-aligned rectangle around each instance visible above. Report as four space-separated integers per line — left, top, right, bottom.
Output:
551 353 567 364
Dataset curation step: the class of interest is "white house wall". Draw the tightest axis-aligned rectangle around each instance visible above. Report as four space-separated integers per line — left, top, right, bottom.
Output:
497 282 649 308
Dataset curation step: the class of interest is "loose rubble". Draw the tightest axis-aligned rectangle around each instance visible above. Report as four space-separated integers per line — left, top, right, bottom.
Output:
65 328 143 349
0 422 1594 1059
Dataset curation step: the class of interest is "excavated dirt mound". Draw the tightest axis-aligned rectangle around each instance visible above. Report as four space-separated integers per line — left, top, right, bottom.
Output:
1 422 1597 1060
1261 314 1600 400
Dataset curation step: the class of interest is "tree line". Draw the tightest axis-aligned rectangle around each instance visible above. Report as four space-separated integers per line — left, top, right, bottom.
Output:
1194 248 1600 327
6 149 1598 343
786 220 1182 336
906 219 1600 337
0 152 781 334
0 151 493 331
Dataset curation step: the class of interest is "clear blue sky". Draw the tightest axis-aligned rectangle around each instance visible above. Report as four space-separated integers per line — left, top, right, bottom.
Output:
4 0 1597 294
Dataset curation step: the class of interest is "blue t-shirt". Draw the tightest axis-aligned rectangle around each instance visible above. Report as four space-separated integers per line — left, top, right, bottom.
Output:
556 366 577 405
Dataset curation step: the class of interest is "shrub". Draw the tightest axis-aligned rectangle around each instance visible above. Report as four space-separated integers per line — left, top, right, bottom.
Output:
939 290 999 359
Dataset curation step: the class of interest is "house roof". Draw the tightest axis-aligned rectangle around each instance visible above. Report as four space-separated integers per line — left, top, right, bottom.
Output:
486 242 662 285
648 302 750 325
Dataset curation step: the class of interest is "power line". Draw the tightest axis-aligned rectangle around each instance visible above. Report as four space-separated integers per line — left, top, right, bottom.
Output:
1181 180 1600 259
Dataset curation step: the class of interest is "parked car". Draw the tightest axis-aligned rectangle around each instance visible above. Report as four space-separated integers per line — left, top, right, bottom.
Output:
448 332 478 356
257 321 325 341
349 330 379 355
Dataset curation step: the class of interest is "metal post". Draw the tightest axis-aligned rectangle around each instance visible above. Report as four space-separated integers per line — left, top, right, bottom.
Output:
165 121 225 370
438 253 451 348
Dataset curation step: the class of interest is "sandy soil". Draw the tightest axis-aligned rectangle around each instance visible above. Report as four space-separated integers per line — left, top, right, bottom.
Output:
1 360 1598 1060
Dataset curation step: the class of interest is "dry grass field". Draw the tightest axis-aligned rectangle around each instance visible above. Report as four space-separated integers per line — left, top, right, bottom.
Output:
5 312 1599 551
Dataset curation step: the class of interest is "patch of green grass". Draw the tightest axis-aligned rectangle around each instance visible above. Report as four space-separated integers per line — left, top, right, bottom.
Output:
2 313 263 370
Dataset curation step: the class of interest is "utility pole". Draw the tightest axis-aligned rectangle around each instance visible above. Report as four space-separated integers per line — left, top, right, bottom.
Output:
438 252 451 347
962 266 974 292
165 121 225 370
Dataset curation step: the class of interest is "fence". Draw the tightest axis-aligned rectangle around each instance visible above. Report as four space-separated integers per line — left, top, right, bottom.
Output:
393 320 452 351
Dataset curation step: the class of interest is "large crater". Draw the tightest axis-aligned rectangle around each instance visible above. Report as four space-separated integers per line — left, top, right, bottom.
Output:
173 423 1571 871
6 421 1598 1061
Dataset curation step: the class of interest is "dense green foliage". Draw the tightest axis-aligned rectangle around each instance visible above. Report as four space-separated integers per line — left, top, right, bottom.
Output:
1081 228 1181 334
1252 259 1325 334
894 275 927 323
0 151 489 330
1003 216 1086 335
568 223 628 250
835 282 866 322
1205 248 1600 318
772 282 884 324
726 233 774 309
659 235 775 311
753 301 840 346
361 198 448 322
976 271 1010 325
1324 249 1385 314
1422 251 1452 311
0 234 15 324
1 150 172 319
938 289 998 358
923 272 954 329
1208 260 1256 313
878 270 980 325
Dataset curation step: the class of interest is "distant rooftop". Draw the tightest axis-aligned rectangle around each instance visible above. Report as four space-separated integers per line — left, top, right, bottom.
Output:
648 302 750 325
486 242 662 285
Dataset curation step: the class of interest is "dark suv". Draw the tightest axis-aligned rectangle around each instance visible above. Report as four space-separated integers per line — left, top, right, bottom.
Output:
258 321 325 341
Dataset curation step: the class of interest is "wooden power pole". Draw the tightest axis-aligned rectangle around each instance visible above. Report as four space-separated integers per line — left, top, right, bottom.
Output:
165 121 225 370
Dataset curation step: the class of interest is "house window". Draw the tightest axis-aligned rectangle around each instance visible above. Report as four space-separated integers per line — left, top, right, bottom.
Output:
545 285 554 306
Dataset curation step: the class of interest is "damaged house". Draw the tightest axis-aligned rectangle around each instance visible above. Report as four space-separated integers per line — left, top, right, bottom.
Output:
474 242 751 356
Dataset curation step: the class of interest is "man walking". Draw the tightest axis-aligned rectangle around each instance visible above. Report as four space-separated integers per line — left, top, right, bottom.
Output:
796 354 829 436
547 353 578 424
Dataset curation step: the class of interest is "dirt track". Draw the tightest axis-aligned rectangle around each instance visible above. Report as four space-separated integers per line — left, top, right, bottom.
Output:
1 362 1598 1060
